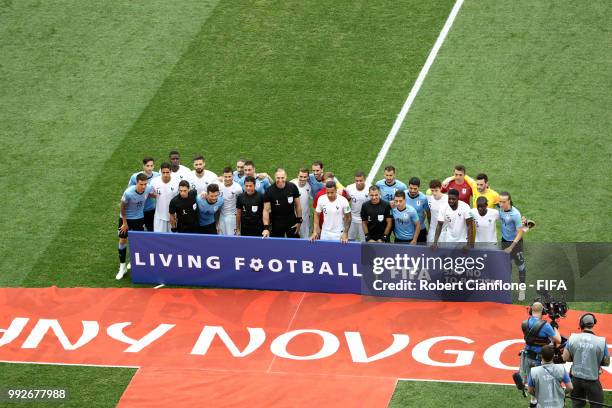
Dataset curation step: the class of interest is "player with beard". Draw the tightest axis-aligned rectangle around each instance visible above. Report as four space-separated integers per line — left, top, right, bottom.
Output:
218 166 243 235
432 189 474 249
196 184 224 234
375 165 407 208
406 177 430 243
189 154 217 194
241 160 272 194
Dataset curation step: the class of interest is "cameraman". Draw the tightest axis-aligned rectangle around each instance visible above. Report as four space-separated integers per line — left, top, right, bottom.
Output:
562 313 610 408
528 345 573 408
521 302 562 408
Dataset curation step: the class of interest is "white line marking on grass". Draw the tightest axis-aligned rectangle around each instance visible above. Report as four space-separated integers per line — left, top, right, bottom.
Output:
0 360 140 369
154 284 165 289
266 292 306 373
365 0 465 186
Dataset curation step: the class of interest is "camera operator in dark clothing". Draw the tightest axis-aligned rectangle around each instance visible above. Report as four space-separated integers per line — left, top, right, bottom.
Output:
520 301 562 408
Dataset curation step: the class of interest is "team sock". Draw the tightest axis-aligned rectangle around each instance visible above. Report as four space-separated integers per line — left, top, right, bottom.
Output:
118 242 127 263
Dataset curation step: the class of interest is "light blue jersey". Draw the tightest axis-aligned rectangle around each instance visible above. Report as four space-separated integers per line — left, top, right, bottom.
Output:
500 206 522 241
392 206 420 240
239 177 271 195
233 171 246 185
128 171 159 212
196 195 224 226
375 179 408 203
120 185 153 219
406 192 429 231
308 174 325 198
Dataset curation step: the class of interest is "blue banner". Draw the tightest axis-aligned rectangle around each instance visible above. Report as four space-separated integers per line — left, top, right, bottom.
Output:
129 232 512 303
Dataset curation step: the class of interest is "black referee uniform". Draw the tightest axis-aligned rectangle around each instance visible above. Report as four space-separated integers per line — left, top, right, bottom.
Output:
360 199 392 242
168 190 199 233
264 182 301 238
236 190 264 236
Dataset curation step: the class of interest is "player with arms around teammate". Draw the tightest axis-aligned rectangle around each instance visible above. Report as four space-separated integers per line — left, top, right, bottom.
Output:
128 156 158 232
426 179 447 244
116 173 156 280
375 165 407 207
472 173 500 208
236 176 264 237
290 168 312 238
241 160 272 194
520 302 562 408
392 190 420 245
150 162 179 232
469 196 500 249
310 181 351 243
441 164 476 205
196 184 224 234
218 166 243 235
361 185 393 242
189 154 217 194
406 177 430 243
169 180 199 233
432 189 474 250
263 168 302 238
527 345 572 408
563 313 610 408
344 170 370 241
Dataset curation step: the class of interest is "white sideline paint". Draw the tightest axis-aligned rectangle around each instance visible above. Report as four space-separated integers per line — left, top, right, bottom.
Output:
365 0 465 186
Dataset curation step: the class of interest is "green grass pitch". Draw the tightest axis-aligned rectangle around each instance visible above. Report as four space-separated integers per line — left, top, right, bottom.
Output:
0 0 610 406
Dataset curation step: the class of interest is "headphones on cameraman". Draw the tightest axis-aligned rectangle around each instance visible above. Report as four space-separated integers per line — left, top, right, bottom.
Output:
579 313 597 329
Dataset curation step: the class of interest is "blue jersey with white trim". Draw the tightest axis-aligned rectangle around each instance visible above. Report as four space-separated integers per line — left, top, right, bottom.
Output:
392 206 420 240
196 195 224 226
120 185 153 219
128 171 159 211
375 179 408 203
500 206 522 241
406 191 429 231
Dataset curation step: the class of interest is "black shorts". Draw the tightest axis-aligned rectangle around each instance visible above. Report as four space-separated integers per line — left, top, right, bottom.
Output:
417 228 427 243
199 223 217 235
144 209 155 231
502 238 525 264
394 238 413 244
117 217 145 239
241 225 264 237
271 218 300 238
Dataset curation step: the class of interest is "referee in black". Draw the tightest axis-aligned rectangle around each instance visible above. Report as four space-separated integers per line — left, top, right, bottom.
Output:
236 176 264 236
169 180 199 233
263 168 302 238
360 185 393 242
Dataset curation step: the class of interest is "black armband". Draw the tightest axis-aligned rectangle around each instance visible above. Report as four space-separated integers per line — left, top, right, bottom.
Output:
263 225 271 231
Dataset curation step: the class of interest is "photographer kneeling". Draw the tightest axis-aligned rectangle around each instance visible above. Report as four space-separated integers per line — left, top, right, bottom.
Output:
528 345 573 408
521 302 562 407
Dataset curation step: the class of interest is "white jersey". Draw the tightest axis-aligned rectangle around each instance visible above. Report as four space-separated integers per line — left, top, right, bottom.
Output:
316 195 351 235
150 177 179 221
470 208 499 245
426 193 447 242
345 183 370 223
171 164 191 182
189 170 218 194
291 179 312 238
219 182 243 216
439 201 473 243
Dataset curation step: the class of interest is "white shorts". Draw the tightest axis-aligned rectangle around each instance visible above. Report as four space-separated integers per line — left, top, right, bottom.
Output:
219 213 236 236
299 215 310 239
153 217 171 233
348 221 365 241
320 230 342 241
